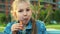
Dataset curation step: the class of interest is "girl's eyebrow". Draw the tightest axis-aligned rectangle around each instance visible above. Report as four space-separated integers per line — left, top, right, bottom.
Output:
18 9 23 11
26 7 30 9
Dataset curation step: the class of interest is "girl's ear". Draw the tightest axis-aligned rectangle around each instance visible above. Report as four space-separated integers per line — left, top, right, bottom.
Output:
14 12 17 18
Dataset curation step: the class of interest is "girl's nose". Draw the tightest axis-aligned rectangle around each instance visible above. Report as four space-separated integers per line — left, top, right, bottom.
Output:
23 11 27 16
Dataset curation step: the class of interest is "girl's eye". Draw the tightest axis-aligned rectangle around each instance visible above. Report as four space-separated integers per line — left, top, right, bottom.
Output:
26 8 30 12
18 9 24 12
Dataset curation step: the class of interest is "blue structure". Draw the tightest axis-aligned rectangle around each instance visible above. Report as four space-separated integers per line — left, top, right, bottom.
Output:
0 30 60 34
47 30 60 34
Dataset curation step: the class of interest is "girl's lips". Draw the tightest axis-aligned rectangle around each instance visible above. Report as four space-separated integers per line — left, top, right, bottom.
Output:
23 18 29 21
22 18 28 25
24 18 28 20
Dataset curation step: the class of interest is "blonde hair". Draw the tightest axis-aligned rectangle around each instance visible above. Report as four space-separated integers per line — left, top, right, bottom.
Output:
11 0 37 34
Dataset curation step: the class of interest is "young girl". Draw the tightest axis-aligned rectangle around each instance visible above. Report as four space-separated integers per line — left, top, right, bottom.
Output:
4 0 47 34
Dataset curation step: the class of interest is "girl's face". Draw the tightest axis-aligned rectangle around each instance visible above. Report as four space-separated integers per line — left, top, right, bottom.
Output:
16 2 32 24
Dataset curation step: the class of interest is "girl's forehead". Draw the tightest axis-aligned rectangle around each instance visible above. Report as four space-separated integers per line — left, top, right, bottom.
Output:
17 2 30 9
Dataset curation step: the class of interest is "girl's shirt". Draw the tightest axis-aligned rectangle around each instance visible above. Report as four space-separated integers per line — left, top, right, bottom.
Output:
4 20 47 34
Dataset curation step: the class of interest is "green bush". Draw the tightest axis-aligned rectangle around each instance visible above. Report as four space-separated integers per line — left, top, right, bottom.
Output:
0 13 6 23
0 13 7 27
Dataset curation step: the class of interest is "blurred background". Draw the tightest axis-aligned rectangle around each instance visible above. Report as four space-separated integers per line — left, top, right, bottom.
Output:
0 0 60 33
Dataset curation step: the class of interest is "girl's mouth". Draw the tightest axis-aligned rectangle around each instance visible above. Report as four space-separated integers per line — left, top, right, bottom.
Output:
23 18 28 23
24 18 28 21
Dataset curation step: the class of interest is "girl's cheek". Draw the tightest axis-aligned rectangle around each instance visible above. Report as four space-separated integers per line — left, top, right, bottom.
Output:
29 12 32 16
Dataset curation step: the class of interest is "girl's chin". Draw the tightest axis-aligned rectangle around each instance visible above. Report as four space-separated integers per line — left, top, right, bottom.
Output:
23 20 28 24
23 19 30 25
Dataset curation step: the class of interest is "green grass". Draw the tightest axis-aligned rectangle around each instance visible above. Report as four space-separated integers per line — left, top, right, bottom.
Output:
46 24 60 30
0 22 6 32
0 27 5 32
0 22 6 27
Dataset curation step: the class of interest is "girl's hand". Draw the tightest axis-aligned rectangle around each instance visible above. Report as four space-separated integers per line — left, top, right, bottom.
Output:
11 21 23 32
